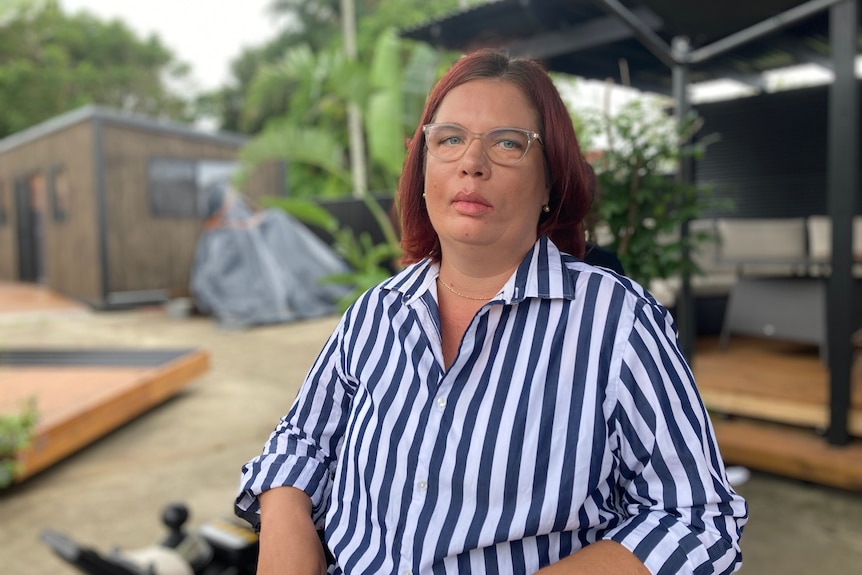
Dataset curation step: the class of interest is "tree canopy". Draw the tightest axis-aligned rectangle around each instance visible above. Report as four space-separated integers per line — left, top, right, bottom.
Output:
204 0 462 136
219 0 463 198
0 0 193 139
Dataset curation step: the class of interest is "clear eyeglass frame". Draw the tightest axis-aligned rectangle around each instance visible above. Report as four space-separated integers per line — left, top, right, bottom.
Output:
422 123 544 166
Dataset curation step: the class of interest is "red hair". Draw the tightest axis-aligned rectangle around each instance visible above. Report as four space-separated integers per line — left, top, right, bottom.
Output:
398 49 591 264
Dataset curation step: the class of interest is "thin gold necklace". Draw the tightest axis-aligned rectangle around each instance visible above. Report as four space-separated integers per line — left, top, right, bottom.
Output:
437 277 495 301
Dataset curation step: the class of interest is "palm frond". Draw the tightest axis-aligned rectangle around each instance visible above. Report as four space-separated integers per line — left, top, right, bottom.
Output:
235 122 349 187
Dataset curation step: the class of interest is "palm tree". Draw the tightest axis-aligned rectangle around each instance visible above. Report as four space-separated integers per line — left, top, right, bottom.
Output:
235 27 442 198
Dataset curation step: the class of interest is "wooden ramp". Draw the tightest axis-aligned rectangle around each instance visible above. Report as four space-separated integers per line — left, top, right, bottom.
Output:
694 336 862 491
711 417 862 491
0 348 209 483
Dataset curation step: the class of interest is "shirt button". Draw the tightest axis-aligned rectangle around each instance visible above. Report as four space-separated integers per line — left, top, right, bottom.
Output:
417 480 428 491
436 396 447 408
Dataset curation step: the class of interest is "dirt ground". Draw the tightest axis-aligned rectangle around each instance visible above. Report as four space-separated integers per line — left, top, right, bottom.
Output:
1 306 861 574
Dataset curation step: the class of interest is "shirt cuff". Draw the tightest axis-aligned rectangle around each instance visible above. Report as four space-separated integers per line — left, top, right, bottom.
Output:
604 511 739 574
234 453 333 530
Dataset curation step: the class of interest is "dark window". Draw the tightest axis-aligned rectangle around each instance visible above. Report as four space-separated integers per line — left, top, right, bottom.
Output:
148 158 237 218
49 165 71 222
0 180 8 226
149 158 198 217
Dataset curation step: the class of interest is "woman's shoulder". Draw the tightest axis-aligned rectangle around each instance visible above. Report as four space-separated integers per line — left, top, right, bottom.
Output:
343 259 433 313
562 252 666 312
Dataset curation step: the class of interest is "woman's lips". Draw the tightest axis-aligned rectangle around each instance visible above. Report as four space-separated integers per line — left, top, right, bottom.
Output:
452 191 493 216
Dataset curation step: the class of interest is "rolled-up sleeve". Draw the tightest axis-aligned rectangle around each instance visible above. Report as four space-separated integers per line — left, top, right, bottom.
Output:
235 319 355 530
604 302 748 574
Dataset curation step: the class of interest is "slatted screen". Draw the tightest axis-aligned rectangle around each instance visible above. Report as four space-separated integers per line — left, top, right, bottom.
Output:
695 83 861 218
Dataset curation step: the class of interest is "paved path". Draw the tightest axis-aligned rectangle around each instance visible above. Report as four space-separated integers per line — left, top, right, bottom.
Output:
1 305 861 574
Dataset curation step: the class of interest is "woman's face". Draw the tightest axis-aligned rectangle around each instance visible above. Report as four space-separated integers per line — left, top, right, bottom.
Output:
423 79 549 260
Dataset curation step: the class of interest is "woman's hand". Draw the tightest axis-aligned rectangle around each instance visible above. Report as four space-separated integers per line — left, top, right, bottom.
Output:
537 540 650 575
256 486 328 575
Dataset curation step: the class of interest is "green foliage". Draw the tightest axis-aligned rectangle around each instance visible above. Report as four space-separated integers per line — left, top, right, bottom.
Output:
235 26 448 198
0 0 41 20
325 224 402 312
261 196 340 233
0 398 38 489
233 44 354 196
355 0 460 50
585 99 726 286
206 0 460 135
402 42 446 131
268 0 342 50
0 0 193 138
366 29 405 179
210 0 460 199
241 44 362 134
236 117 351 197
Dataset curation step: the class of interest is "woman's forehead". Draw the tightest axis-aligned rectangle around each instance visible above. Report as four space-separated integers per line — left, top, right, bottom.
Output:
433 80 538 129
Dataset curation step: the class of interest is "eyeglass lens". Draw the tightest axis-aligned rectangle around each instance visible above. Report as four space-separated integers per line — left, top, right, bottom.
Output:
424 125 536 165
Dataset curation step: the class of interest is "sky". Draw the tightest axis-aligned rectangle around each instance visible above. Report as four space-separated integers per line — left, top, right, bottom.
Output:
60 0 282 93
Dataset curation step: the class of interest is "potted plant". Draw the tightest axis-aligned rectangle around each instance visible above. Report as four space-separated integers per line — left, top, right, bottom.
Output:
583 98 726 289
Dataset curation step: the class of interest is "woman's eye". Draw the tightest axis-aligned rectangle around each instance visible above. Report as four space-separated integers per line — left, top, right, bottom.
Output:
441 136 463 146
495 139 522 150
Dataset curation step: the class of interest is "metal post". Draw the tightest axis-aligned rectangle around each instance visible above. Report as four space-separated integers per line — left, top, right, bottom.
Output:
825 0 857 445
672 37 696 362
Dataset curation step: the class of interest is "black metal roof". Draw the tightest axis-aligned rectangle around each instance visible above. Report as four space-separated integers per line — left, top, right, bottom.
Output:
402 0 851 94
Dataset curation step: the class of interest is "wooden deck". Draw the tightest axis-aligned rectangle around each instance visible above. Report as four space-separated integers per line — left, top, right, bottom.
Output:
0 280 89 315
0 350 210 482
694 336 862 490
0 281 209 483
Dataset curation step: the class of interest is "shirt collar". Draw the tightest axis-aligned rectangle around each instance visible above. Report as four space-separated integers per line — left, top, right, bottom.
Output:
384 236 577 306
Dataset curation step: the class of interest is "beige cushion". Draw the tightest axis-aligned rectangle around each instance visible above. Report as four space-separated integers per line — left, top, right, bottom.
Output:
807 215 862 260
807 215 862 277
716 217 808 261
716 217 808 276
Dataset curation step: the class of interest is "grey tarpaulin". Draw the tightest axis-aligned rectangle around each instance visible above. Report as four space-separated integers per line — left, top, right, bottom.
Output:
190 183 351 328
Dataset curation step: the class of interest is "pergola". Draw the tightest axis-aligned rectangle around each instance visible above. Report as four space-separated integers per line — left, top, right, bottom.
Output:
404 0 859 445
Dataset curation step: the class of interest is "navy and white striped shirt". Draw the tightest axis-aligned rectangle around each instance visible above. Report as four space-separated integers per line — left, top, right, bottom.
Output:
237 236 748 574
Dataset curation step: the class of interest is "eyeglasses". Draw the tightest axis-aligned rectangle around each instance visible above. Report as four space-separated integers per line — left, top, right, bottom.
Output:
422 123 543 166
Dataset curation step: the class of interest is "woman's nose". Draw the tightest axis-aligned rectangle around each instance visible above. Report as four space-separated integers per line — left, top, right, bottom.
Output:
458 137 490 176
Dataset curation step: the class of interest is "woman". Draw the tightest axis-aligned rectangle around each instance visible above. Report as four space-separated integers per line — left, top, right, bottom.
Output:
236 49 748 575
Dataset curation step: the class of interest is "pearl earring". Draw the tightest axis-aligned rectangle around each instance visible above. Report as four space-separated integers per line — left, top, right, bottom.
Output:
542 204 550 213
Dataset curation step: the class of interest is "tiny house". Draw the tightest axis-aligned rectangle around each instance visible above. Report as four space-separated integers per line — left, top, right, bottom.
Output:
0 105 283 307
